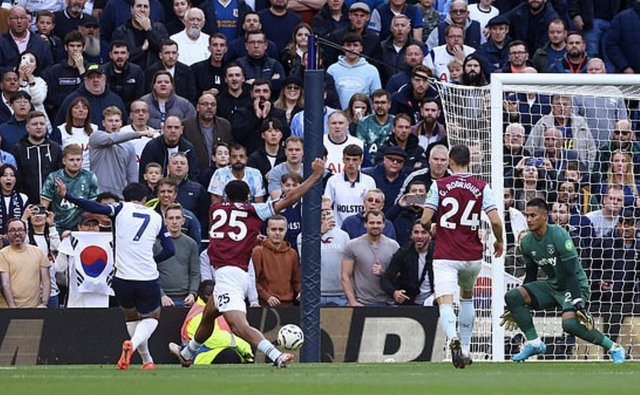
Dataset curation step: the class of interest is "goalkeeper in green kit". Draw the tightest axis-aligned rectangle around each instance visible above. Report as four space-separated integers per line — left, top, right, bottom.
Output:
501 198 626 363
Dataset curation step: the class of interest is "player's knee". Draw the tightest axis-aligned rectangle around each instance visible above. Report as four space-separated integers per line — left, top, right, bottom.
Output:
505 288 524 308
562 318 581 335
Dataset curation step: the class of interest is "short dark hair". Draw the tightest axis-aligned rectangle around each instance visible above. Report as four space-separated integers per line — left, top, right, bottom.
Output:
526 198 549 212
110 39 129 52
252 78 271 90
343 144 363 157
342 33 363 46
10 90 31 104
508 40 528 52
421 97 441 109
197 280 215 301
566 31 585 42
210 33 226 44
281 172 303 184
122 183 149 202
225 180 251 203
96 191 121 203
449 145 470 167
259 118 284 134
159 39 178 52
64 30 84 46
364 209 385 223
230 143 247 154
26 110 46 123
266 214 287 228
371 89 390 101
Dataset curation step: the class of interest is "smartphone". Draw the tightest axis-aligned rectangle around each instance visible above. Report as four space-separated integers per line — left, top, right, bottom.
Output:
405 194 427 206
35 205 47 215
525 158 543 167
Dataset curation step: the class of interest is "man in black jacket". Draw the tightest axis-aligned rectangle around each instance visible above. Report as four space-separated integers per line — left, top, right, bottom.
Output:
14 111 62 204
101 40 146 110
146 39 198 103
382 220 435 305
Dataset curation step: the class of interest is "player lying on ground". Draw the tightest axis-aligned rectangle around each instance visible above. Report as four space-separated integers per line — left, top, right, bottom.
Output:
418 145 504 369
55 180 175 370
169 158 325 368
501 198 626 363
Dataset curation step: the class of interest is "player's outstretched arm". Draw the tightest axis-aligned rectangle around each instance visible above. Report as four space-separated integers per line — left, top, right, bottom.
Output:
487 209 504 258
154 223 176 263
273 158 325 214
54 178 111 215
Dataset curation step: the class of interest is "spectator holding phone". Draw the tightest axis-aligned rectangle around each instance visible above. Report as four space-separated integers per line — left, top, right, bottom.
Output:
512 158 550 211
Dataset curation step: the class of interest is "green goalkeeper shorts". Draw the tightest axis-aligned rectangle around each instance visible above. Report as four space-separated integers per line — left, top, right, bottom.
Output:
522 281 590 312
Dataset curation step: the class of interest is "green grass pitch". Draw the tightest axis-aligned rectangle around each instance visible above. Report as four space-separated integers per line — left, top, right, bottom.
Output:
2 362 639 395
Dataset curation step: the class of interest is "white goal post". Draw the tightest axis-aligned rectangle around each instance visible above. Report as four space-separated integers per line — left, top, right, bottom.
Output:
434 74 640 362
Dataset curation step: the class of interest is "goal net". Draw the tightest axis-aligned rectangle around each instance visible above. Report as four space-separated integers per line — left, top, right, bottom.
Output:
434 74 640 362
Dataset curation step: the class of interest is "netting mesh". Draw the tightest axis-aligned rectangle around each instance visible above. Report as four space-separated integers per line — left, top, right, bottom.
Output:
434 78 640 362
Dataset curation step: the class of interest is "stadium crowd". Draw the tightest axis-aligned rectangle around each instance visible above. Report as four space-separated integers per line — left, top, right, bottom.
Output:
0 0 638 355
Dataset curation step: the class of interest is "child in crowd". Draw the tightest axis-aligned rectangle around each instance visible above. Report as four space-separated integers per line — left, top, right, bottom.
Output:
447 58 463 84
143 162 163 200
35 11 63 64
199 142 230 188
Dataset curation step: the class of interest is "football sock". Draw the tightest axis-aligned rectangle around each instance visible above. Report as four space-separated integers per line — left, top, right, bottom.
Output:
505 288 538 341
438 303 458 341
137 340 153 364
126 321 139 338
562 318 614 350
459 298 474 355
182 339 203 360
130 318 158 350
527 337 542 347
258 339 282 362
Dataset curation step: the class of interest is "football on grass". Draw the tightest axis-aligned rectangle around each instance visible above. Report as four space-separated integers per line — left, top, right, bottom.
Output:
277 324 304 350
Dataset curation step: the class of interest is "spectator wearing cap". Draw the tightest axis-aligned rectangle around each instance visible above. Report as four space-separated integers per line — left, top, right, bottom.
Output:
0 91 31 152
182 92 233 173
111 0 169 70
311 0 349 39
53 0 92 40
54 63 127 127
377 113 426 171
0 6 54 74
468 0 499 44
327 33 381 110
258 0 303 54
362 146 408 215
77 14 109 65
100 40 146 110
324 2 380 66
369 0 424 43
426 0 481 51
42 30 86 118
476 15 511 75
99 0 165 44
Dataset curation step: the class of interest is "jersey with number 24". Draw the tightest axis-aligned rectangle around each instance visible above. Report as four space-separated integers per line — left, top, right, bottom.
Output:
207 201 275 271
425 173 496 261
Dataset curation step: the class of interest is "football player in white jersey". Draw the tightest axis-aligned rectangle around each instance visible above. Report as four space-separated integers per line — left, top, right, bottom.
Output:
55 179 175 370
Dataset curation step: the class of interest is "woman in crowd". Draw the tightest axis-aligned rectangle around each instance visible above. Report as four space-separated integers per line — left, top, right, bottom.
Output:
166 0 191 35
17 51 51 132
513 158 550 211
0 164 28 236
51 97 97 171
141 70 196 129
280 23 312 75
274 77 304 125
594 150 640 208
345 93 371 135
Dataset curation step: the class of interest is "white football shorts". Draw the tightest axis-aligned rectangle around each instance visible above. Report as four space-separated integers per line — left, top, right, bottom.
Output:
433 259 482 298
213 266 249 313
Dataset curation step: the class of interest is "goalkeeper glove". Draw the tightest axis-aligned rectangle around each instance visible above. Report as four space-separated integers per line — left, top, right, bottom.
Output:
573 300 595 331
499 310 519 331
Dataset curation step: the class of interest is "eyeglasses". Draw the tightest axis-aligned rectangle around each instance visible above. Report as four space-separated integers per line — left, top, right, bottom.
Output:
12 98 30 105
285 85 301 91
7 228 25 234
386 157 405 164
247 40 265 46
450 9 467 15
613 130 631 136
170 152 188 158
366 198 383 203
9 16 30 21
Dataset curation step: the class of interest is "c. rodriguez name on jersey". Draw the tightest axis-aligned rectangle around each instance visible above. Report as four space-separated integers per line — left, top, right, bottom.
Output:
438 180 482 198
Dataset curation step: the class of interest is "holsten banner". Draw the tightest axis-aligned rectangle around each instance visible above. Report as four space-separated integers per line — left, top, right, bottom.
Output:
0 307 441 365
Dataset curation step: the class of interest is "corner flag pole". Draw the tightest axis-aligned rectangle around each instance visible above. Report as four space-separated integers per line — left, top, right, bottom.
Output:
300 34 324 363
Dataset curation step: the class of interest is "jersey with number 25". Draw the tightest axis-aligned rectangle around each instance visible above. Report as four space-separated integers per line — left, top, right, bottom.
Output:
109 202 165 281
425 174 497 261
207 201 275 271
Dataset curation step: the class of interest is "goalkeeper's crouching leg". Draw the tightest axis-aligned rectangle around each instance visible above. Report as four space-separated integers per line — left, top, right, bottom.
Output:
562 317 615 350
505 289 537 340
